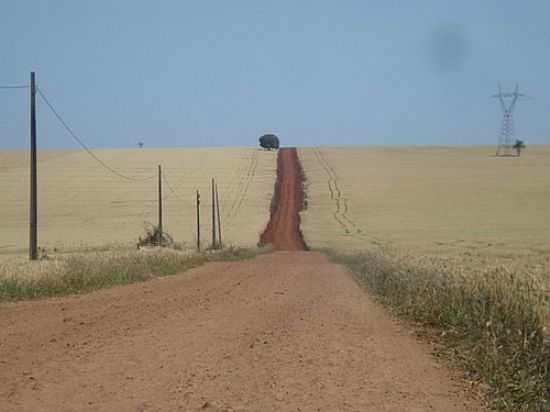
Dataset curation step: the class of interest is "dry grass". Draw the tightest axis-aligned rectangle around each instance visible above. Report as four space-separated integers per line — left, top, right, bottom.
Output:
0 147 276 255
0 149 75 171
298 145 550 282
329 250 550 412
0 246 261 302
299 145 550 410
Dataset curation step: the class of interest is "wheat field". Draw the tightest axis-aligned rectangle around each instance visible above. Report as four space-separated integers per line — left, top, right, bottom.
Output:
298 145 550 281
0 147 276 256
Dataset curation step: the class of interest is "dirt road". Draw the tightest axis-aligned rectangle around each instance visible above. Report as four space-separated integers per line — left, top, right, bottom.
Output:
0 252 482 411
0 148 484 411
260 148 307 251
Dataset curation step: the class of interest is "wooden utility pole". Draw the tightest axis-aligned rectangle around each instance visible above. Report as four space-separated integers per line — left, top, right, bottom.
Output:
215 181 222 248
158 165 163 246
196 189 201 251
211 178 216 249
29 72 38 260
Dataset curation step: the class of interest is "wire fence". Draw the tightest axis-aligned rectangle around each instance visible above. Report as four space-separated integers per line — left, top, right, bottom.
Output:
0 81 272 256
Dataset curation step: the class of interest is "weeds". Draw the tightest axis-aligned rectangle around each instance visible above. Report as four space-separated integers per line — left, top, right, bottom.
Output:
0 246 259 302
137 223 175 248
326 249 550 412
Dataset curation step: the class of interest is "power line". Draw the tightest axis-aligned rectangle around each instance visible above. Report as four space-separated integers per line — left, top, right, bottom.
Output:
0 85 29 89
36 87 156 182
162 173 186 201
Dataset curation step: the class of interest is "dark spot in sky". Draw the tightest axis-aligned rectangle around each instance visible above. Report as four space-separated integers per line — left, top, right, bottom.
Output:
427 25 468 73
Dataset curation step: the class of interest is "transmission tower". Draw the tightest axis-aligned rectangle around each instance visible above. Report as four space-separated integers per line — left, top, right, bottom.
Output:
492 83 525 156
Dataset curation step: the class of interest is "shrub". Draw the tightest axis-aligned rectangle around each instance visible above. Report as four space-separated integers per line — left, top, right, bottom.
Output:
137 223 174 248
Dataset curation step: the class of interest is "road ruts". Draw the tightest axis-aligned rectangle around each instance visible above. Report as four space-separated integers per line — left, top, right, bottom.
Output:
313 147 358 234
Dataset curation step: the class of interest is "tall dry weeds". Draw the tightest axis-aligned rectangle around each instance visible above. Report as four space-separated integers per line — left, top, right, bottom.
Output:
328 250 550 412
0 247 258 302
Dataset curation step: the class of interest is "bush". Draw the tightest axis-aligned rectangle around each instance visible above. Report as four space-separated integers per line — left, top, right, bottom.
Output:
137 223 174 248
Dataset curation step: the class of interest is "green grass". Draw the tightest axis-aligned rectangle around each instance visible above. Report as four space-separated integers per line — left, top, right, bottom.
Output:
0 246 260 302
326 249 550 412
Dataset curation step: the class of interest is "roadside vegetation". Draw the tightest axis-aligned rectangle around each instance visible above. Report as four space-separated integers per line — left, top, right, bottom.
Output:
0 246 260 302
326 249 550 412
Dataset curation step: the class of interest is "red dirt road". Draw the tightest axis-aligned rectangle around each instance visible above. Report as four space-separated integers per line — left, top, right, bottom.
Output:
260 148 307 251
0 149 485 411
0 253 483 411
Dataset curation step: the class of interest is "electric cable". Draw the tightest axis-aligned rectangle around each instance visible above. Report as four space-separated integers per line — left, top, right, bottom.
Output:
0 85 29 89
162 172 186 201
37 87 156 182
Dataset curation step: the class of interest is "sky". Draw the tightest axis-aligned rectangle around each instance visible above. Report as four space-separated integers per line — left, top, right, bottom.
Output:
1 1 549 149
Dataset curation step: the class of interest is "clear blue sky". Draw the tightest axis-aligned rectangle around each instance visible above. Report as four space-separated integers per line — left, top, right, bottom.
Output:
1 1 549 149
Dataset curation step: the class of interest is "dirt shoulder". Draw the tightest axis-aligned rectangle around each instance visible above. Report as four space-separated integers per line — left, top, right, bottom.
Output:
0 252 484 411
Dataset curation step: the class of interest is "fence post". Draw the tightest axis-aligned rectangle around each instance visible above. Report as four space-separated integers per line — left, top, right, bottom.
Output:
158 165 163 246
196 189 201 251
211 178 217 249
215 181 222 249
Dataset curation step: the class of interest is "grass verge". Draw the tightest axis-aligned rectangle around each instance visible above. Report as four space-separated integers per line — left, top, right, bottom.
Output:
0 246 260 302
325 249 550 412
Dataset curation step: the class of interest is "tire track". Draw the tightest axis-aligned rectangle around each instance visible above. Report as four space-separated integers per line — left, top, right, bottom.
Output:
221 154 250 221
233 150 258 215
223 150 258 225
222 152 252 222
313 148 358 235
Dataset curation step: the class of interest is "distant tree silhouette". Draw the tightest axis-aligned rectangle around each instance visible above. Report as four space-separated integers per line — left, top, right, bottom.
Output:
513 139 525 156
259 134 280 150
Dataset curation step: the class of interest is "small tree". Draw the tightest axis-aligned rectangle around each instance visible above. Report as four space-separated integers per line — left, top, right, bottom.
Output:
513 139 526 156
259 134 280 150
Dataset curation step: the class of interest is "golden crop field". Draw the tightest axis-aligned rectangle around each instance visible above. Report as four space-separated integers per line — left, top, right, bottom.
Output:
0 147 276 256
298 145 550 280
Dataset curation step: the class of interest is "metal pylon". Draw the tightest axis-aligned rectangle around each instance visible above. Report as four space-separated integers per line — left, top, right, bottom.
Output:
492 83 524 156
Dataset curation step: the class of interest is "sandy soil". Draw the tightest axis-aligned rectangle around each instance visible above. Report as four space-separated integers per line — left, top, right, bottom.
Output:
0 252 484 411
